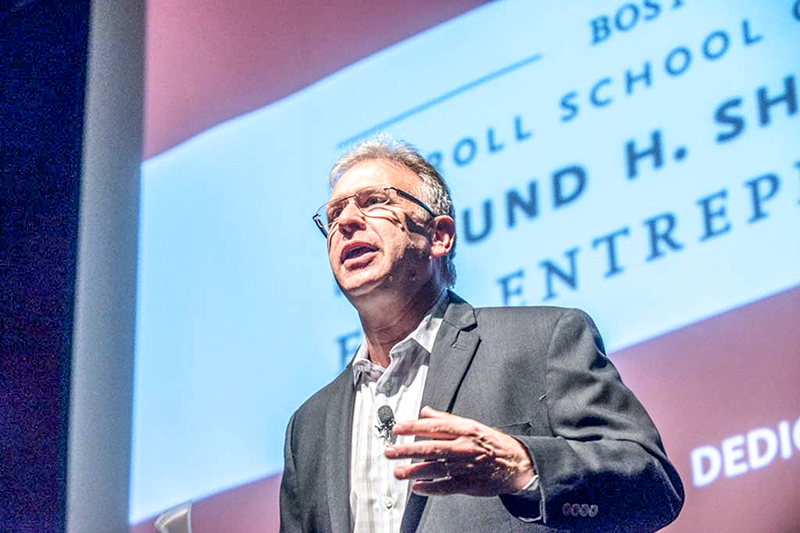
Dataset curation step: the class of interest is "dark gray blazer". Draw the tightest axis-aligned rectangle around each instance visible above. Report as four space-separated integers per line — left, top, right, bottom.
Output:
279 294 684 532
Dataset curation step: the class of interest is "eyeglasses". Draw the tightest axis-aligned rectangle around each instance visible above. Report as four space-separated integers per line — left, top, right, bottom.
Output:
313 185 436 237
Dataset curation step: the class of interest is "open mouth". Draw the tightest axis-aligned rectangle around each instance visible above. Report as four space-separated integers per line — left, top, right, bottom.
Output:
341 243 377 263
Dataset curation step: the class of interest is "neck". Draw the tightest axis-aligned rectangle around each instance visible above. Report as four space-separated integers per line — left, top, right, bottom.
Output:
355 280 444 368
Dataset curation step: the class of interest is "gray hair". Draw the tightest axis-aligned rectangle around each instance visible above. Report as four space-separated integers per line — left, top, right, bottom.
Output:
329 134 457 288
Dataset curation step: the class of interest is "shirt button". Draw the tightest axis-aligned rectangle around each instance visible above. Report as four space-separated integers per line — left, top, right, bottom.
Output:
384 496 394 509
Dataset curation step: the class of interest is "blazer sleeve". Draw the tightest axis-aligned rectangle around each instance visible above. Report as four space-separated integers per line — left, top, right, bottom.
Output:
505 308 684 532
279 413 304 533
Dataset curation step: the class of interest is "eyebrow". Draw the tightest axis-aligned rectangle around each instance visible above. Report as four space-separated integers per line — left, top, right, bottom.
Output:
329 185 386 202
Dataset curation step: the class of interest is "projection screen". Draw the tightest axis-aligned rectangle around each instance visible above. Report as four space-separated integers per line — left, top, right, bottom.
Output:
131 1 800 532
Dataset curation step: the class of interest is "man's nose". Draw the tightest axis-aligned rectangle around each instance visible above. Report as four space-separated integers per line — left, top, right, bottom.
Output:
335 200 366 233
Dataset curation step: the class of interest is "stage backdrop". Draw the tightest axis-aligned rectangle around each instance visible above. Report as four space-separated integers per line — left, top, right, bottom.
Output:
131 1 800 532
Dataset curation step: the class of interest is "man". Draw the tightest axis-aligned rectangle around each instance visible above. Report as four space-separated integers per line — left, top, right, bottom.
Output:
279 136 684 533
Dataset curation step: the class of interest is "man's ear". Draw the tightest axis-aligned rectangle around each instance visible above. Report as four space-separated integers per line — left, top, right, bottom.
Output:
429 216 456 258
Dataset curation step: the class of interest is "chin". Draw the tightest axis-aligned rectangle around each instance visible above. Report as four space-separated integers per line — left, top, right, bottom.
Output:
336 273 383 298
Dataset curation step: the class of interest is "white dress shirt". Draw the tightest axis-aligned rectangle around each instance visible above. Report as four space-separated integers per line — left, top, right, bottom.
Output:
349 293 447 533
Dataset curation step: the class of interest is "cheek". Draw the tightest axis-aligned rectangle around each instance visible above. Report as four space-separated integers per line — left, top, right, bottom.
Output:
327 240 340 265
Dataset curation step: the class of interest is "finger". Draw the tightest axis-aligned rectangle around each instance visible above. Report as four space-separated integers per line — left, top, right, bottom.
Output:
384 440 457 460
411 477 458 496
418 405 447 418
385 434 485 460
392 414 478 439
410 477 493 497
393 460 450 482
391 421 461 440
390 407 459 436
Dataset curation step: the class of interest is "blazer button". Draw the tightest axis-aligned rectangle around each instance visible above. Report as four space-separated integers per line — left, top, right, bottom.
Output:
562 503 598 517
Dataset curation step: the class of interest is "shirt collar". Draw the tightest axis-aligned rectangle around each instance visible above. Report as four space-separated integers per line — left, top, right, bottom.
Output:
351 291 449 387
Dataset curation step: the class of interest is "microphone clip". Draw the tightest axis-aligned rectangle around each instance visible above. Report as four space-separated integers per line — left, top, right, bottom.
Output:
376 405 396 446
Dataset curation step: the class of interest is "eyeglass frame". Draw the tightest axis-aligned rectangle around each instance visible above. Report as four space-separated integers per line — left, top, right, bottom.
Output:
312 185 437 237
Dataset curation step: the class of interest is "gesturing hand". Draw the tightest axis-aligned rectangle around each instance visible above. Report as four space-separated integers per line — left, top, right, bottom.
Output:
384 406 535 497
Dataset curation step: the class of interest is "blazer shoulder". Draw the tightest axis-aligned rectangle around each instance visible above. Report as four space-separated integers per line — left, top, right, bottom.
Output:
469 306 604 355
474 305 597 329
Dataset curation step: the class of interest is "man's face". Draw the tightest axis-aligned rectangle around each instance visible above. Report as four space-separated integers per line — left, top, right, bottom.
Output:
326 159 435 300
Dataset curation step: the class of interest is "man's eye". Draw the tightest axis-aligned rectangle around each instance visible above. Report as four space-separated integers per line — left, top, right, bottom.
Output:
327 203 344 222
361 193 387 208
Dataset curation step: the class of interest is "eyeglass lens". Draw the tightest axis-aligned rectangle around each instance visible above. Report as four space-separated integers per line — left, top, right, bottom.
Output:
324 187 392 227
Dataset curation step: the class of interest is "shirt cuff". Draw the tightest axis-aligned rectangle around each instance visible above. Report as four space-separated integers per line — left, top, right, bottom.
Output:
510 474 539 496
506 475 542 523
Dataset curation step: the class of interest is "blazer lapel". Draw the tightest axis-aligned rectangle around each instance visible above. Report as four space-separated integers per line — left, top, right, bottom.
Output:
402 293 481 533
324 368 356 533
420 292 480 413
